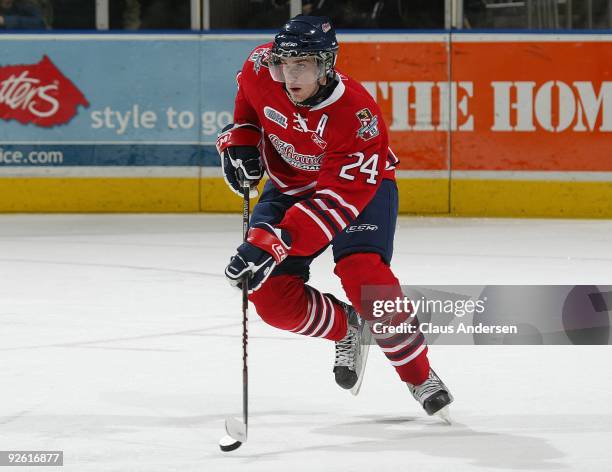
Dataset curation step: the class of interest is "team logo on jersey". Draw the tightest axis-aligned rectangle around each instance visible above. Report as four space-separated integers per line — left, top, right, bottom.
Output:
249 48 271 75
264 106 288 129
292 112 309 132
355 108 379 141
268 134 323 171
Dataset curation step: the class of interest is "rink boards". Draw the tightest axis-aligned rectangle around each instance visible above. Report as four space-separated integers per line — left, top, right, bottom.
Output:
0 33 611 217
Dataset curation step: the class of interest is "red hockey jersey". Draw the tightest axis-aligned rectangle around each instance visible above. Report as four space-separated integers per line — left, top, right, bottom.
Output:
233 43 398 257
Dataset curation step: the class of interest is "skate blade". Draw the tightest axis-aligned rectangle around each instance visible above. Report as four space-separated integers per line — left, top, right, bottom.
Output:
434 406 452 425
350 327 372 396
225 416 247 442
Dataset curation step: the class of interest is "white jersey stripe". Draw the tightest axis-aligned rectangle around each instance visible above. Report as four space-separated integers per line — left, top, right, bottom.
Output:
315 189 359 218
282 181 317 196
295 203 333 241
314 199 347 229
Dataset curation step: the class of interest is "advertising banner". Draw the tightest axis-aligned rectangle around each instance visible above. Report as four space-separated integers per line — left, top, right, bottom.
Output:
450 34 612 217
452 36 612 173
0 36 265 168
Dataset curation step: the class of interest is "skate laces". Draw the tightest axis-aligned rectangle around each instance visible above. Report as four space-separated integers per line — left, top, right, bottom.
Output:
411 371 445 401
334 326 358 369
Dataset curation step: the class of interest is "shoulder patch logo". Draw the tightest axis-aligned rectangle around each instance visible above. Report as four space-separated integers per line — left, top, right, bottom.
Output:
249 48 270 75
264 106 288 129
355 108 380 141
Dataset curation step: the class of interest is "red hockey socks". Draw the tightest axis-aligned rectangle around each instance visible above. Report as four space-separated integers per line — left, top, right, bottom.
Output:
248 274 348 341
334 253 430 385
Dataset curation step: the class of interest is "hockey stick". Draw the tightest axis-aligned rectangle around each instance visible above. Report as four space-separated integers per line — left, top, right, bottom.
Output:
219 181 250 452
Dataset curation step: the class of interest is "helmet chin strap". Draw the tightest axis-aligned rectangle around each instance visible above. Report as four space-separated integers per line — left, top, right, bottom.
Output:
286 75 339 108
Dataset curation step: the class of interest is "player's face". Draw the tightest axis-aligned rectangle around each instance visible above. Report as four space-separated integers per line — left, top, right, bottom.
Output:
278 57 324 103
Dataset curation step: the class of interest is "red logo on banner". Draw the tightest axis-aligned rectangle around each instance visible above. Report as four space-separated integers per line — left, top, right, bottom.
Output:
0 55 89 127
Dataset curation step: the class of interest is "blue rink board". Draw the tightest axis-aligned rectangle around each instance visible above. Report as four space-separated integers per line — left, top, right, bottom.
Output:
0 36 265 165
0 144 219 167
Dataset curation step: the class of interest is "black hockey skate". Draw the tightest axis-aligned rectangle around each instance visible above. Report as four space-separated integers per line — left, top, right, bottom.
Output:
407 369 454 423
328 295 372 396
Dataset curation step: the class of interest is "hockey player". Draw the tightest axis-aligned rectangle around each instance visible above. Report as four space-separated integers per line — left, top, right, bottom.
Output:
217 15 453 418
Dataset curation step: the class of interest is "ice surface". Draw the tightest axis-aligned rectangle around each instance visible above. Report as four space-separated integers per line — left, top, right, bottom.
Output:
1 214 611 471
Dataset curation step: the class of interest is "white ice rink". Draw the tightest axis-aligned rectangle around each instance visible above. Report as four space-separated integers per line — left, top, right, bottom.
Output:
1 214 611 471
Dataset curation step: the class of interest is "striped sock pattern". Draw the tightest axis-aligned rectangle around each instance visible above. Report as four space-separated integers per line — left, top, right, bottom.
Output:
248 274 347 342
291 286 343 339
372 312 428 368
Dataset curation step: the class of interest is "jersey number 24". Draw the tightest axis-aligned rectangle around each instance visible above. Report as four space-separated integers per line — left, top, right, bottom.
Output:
339 152 379 184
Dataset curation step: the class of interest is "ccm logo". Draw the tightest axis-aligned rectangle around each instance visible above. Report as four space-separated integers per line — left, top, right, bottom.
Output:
346 224 378 233
272 243 288 262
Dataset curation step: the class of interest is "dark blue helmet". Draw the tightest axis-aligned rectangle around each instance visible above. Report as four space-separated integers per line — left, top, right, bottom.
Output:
272 15 339 78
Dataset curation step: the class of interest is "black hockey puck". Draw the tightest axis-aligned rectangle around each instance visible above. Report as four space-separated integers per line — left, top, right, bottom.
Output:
219 434 242 452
